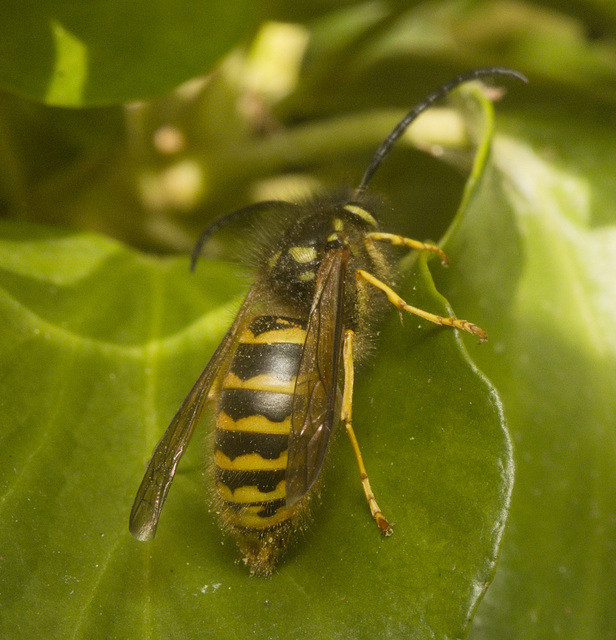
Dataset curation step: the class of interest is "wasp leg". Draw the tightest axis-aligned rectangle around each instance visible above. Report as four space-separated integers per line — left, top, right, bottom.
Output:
356 269 487 342
366 231 449 265
341 329 393 536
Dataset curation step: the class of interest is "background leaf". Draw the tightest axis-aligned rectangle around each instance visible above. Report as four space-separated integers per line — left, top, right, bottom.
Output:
0 0 258 106
438 129 616 640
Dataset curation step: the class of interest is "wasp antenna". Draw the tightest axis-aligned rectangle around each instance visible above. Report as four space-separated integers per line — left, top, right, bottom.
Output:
190 200 303 271
190 218 226 272
354 67 527 197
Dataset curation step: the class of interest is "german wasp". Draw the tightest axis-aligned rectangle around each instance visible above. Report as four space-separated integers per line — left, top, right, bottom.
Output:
129 67 526 574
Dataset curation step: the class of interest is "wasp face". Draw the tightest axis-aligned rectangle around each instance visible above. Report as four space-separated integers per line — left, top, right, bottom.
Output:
267 210 354 303
267 202 381 302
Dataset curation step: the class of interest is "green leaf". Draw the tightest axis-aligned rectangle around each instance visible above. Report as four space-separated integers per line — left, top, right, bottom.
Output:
436 116 616 639
0 189 507 637
0 1 257 106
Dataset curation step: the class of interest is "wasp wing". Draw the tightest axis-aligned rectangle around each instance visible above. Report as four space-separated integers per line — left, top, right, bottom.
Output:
286 247 350 505
129 284 262 541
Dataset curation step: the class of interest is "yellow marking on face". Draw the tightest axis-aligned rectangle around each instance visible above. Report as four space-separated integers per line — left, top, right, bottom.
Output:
217 412 292 435
267 250 282 268
216 479 286 502
239 326 306 344
215 450 288 471
333 218 344 231
327 233 339 242
221 372 296 394
289 246 317 263
298 271 315 281
344 204 377 227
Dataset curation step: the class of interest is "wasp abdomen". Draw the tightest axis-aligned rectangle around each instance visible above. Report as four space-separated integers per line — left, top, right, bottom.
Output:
214 315 307 538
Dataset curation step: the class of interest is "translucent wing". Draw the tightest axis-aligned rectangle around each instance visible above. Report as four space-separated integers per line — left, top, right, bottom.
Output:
286 247 350 505
129 284 261 541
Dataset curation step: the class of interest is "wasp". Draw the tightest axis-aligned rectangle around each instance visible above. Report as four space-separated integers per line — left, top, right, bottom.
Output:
129 67 526 574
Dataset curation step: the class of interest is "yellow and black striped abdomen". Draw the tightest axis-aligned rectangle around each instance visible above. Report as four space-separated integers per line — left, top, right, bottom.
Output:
214 315 307 534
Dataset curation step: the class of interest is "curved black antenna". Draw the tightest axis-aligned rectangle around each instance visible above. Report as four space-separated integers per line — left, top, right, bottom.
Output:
354 66 527 197
190 200 303 271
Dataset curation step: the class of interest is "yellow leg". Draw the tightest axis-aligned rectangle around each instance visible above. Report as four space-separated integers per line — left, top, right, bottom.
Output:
366 231 449 265
341 330 393 536
356 269 487 342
